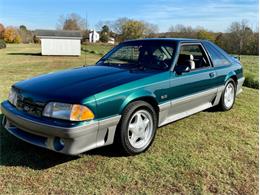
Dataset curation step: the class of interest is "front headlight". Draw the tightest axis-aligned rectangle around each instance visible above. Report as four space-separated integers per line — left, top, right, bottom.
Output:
8 88 18 106
43 102 94 121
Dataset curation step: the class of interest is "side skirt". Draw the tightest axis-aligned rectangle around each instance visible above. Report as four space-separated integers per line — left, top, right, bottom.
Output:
159 102 212 127
158 86 224 127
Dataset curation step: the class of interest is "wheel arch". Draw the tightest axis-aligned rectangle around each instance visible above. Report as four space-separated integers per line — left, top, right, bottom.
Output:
225 71 238 85
119 90 159 116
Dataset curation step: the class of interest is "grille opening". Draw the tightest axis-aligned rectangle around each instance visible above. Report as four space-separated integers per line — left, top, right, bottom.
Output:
16 96 44 117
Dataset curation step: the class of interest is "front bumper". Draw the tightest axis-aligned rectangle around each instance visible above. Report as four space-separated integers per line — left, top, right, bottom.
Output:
1 101 120 155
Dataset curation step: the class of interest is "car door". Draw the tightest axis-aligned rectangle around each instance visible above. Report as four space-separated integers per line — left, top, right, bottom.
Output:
165 42 219 122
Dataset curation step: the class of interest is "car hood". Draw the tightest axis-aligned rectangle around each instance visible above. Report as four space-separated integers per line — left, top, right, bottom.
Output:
14 65 160 103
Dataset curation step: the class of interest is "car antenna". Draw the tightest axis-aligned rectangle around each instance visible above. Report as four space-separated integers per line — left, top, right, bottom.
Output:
238 39 241 61
84 11 88 66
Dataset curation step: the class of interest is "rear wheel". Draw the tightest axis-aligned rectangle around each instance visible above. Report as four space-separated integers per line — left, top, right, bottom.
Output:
219 79 236 111
115 101 157 155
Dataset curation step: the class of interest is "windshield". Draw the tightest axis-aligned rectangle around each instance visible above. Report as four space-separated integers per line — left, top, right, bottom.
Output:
97 41 177 70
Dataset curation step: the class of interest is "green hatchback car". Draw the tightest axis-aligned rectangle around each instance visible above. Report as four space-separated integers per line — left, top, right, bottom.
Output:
1 38 244 155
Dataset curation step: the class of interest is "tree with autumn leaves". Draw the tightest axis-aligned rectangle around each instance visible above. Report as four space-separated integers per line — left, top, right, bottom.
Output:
0 23 5 39
0 23 21 43
3 27 21 43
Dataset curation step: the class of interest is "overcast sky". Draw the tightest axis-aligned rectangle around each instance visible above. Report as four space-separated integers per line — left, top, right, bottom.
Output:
0 0 258 32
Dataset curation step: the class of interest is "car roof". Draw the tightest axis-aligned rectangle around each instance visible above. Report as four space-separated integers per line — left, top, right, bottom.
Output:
123 38 203 43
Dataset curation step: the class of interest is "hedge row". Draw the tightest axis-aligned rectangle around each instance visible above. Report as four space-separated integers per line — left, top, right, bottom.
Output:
0 39 6 49
243 74 259 89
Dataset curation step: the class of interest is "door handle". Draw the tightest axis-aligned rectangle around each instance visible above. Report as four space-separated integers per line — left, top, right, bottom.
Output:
209 72 215 78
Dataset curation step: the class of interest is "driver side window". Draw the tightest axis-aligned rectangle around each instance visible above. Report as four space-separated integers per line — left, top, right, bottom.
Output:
177 44 210 70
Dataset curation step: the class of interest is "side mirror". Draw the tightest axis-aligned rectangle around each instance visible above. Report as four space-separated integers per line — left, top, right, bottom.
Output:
174 65 191 75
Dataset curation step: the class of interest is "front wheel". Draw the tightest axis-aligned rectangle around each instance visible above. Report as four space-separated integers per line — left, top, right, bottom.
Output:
219 79 236 111
115 101 157 155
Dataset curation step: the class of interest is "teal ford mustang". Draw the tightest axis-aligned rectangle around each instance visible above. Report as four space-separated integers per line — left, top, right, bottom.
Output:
1 38 244 155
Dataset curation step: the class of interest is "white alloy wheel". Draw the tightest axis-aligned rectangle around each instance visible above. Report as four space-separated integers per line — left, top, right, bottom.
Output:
127 110 154 149
224 82 235 109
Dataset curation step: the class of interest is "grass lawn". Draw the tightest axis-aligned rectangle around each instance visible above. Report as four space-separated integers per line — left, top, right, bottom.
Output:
0 44 258 194
241 55 259 79
82 43 113 56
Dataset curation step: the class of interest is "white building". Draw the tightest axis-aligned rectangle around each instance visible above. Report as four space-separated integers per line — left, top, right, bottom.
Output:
108 37 115 45
36 30 82 56
89 30 100 43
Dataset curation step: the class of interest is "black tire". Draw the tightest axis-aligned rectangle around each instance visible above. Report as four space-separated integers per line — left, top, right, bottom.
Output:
115 101 158 155
1 115 6 127
218 79 236 111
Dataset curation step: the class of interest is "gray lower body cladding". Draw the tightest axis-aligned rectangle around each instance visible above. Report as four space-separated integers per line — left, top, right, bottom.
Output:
158 77 244 127
1 101 121 155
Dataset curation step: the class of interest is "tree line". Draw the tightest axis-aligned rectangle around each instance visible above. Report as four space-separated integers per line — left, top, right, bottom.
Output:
164 21 259 55
95 18 258 55
0 24 38 44
0 13 258 55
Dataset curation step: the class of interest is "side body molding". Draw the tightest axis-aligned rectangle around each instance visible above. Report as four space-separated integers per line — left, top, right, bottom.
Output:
158 86 225 127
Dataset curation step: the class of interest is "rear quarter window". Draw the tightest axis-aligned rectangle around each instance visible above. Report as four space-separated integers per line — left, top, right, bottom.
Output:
203 42 231 67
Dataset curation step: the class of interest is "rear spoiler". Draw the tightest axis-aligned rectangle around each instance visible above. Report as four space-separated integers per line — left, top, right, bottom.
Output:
230 55 241 63
232 55 240 60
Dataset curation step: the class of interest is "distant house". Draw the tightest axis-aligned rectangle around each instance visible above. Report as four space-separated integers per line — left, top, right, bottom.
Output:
89 30 100 43
108 37 115 45
36 29 82 56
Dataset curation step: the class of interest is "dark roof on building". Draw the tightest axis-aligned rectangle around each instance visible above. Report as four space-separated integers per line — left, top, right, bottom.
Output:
35 29 82 39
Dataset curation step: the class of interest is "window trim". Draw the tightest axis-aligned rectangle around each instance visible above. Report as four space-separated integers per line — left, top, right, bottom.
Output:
202 41 232 67
171 42 213 72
